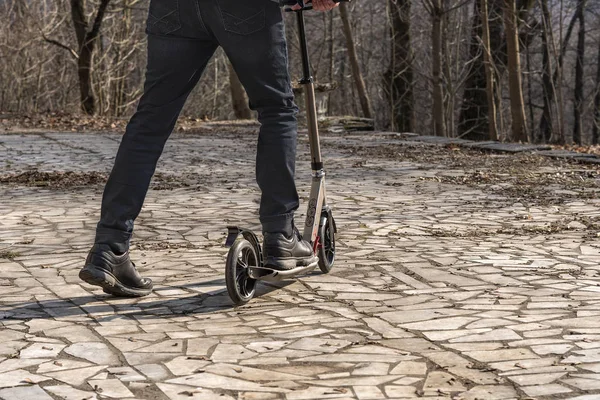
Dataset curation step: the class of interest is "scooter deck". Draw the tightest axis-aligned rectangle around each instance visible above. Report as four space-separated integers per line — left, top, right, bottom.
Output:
248 262 318 282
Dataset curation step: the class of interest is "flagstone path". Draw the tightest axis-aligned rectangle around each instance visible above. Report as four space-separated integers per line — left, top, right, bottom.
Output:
0 130 599 399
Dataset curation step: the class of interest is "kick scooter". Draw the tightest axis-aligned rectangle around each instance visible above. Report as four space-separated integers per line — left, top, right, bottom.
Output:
224 0 346 305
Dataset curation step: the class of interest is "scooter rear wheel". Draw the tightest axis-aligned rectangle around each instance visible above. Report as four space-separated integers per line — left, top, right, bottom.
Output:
225 239 258 305
318 214 336 274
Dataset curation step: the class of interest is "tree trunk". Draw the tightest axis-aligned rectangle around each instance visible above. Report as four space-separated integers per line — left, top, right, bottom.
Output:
430 0 446 137
480 0 498 141
70 0 111 115
442 9 454 137
503 3 527 143
385 0 414 132
525 34 535 138
539 0 556 143
70 0 87 49
458 0 504 140
339 3 373 120
503 0 528 142
594 34 600 145
541 7 578 144
327 12 335 116
78 45 95 115
573 0 587 145
227 62 252 119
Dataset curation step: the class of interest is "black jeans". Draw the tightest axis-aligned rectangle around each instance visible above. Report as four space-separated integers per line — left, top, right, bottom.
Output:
95 0 299 253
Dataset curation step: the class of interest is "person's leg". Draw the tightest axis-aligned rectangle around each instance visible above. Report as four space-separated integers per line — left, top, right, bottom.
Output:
95 35 218 253
82 23 218 296
204 0 299 236
203 0 316 270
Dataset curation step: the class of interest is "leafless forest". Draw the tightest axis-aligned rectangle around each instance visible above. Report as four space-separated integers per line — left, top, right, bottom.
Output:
1 0 600 144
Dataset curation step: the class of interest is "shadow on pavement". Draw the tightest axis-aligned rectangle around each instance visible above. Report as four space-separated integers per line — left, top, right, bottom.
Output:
2 278 295 321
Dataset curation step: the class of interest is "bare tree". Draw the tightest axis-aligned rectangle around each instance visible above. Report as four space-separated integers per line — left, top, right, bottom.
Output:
538 0 556 143
480 0 498 141
458 0 504 140
422 0 447 137
594 35 600 145
339 2 373 119
503 0 528 142
385 0 414 132
540 4 580 145
573 0 587 145
228 62 252 120
71 0 111 114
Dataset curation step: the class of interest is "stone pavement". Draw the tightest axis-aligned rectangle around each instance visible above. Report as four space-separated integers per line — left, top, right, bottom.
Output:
1 130 600 400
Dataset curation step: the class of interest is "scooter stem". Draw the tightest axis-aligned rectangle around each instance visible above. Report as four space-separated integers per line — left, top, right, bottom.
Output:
295 9 328 244
298 12 311 84
297 11 323 171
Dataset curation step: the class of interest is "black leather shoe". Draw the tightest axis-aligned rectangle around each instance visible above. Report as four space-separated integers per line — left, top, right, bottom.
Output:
263 227 318 271
79 244 153 297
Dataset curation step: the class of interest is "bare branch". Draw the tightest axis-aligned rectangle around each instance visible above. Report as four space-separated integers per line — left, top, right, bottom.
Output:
41 33 79 60
88 0 112 42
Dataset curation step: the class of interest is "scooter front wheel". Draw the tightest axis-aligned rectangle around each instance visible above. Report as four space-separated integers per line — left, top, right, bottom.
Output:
225 239 258 305
318 213 336 274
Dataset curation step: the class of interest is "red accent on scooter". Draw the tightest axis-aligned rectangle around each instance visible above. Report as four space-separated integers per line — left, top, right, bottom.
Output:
313 236 322 254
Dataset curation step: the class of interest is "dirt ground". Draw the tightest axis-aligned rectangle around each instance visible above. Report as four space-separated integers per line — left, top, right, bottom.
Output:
336 142 600 206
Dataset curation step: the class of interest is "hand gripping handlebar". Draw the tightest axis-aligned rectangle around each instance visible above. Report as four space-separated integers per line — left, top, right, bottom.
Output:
275 0 349 11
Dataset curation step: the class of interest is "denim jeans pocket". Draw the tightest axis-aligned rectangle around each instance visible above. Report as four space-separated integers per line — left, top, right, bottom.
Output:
217 0 266 36
147 0 182 35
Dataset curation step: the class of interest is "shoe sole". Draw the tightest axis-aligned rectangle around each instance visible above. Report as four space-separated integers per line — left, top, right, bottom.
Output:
79 266 152 298
264 254 319 271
